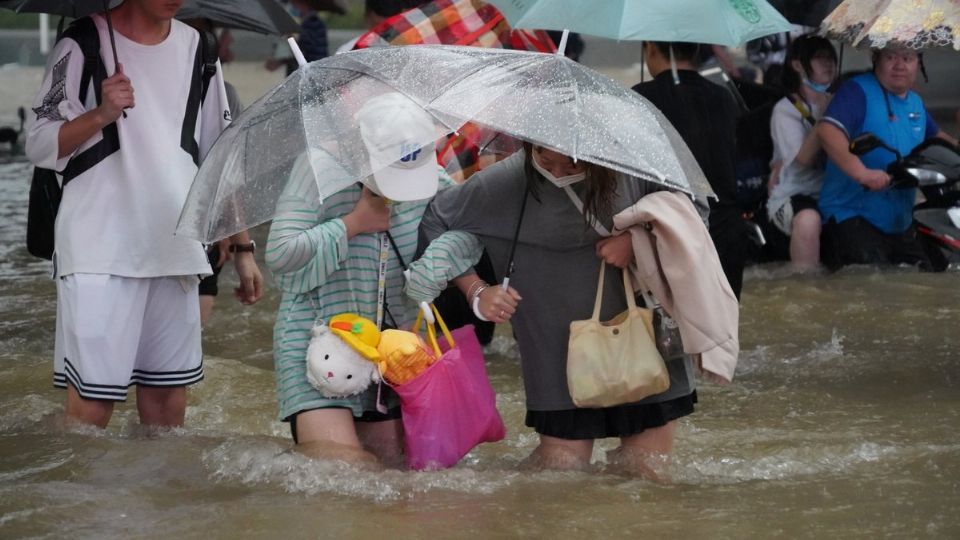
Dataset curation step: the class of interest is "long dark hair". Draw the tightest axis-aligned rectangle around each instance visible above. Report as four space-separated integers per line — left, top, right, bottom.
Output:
780 34 837 93
521 142 618 226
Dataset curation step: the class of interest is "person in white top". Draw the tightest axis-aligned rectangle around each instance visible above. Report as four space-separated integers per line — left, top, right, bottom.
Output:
766 34 838 269
25 0 263 429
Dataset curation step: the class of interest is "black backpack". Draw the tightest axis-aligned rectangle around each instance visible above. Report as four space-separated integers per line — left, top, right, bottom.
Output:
26 18 219 260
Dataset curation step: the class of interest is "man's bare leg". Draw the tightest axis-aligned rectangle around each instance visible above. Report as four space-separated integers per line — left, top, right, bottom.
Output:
65 384 113 428
136 386 186 427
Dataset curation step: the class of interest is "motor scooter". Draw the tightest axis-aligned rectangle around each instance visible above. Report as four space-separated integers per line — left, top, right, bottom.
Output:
850 133 960 266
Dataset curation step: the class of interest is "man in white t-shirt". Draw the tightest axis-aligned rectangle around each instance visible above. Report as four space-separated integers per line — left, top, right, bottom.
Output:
25 0 263 429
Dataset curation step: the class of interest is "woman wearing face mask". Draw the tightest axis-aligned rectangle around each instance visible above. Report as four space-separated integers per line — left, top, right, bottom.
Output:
404 143 704 478
766 34 838 269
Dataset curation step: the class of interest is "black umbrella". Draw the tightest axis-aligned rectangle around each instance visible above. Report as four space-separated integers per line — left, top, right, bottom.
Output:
1 0 124 73
767 0 842 27
176 0 299 36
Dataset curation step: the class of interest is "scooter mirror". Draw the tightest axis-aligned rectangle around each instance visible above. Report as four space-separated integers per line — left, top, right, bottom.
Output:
849 133 884 156
906 167 948 186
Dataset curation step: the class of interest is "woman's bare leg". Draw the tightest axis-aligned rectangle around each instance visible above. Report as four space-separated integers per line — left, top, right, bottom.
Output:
608 421 677 481
356 419 404 468
293 408 380 467
523 435 594 471
790 209 822 269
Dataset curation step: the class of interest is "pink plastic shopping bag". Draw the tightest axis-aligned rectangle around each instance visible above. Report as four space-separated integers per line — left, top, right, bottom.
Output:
396 306 506 470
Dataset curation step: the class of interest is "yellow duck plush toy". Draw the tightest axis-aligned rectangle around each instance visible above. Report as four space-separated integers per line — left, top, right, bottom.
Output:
376 329 437 385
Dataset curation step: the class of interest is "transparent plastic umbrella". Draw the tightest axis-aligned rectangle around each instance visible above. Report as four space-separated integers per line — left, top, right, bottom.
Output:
177 45 712 243
176 45 532 243
425 46 714 198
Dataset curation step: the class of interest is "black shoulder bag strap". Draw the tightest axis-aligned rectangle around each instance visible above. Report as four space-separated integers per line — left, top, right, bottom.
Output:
60 17 120 185
180 28 220 165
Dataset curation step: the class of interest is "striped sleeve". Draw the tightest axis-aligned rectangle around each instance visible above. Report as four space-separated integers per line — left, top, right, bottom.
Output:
405 230 482 303
266 152 350 294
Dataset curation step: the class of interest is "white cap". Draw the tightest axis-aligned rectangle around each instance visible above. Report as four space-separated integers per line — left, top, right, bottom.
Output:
356 92 440 201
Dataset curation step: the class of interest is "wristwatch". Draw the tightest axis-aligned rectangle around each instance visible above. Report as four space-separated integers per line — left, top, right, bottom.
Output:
228 240 256 254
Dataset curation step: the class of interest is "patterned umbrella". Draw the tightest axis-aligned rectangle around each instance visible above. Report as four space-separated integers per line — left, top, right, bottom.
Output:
821 0 960 50
352 0 556 181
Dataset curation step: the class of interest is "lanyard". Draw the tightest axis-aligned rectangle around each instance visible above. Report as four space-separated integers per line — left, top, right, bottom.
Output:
377 229 407 331
375 231 390 330
790 94 816 127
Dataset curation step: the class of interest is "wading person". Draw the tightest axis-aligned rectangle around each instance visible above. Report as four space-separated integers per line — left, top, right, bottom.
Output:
817 44 958 270
266 93 451 467
632 41 749 299
766 34 838 269
404 144 731 478
25 0 262 429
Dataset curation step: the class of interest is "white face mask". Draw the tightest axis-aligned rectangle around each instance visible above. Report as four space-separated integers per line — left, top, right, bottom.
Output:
531 153 587 187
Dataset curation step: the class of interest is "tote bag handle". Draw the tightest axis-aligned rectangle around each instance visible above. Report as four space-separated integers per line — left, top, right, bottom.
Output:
413 303 456 357
590 261 637 321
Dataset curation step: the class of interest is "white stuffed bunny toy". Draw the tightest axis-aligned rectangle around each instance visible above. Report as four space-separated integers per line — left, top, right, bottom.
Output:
305 321 381 398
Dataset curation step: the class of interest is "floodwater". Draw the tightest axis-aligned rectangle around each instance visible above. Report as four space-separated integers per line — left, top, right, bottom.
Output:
1 158 958 539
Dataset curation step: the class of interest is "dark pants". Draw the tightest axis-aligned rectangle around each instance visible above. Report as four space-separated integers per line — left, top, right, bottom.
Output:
821 217 944 271
710 212 750 300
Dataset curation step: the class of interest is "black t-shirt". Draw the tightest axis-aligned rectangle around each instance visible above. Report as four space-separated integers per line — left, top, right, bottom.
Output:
633 70 740 227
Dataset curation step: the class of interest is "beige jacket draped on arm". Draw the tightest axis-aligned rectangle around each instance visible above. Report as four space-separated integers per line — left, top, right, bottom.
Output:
613 191 739 383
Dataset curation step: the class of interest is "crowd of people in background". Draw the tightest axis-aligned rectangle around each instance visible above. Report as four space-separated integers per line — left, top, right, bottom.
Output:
706 28 958 272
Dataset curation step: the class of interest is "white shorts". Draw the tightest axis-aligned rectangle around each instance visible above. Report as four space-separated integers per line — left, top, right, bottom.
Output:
769 202 795 236
54 274 203 401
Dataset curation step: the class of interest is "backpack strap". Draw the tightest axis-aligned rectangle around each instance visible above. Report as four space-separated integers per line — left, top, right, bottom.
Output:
58 17 120 186
199 29 219 101
180 28 220 165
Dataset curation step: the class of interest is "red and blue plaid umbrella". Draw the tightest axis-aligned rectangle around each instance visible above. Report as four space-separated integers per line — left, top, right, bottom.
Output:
353 0 556 181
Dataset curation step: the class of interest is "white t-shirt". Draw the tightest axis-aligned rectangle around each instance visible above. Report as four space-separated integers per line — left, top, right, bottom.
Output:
26 16 230 278
767 96 824 215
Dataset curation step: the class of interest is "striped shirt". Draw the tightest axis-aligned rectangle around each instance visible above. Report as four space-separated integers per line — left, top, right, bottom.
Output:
266 151 454 420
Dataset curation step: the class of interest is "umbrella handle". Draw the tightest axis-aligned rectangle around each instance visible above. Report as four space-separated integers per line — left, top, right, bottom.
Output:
419 301 436 325
288 37 308 68
556 29 569 57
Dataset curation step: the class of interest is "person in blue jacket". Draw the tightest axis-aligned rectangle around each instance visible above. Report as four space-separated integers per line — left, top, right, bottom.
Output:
816 44 957 270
